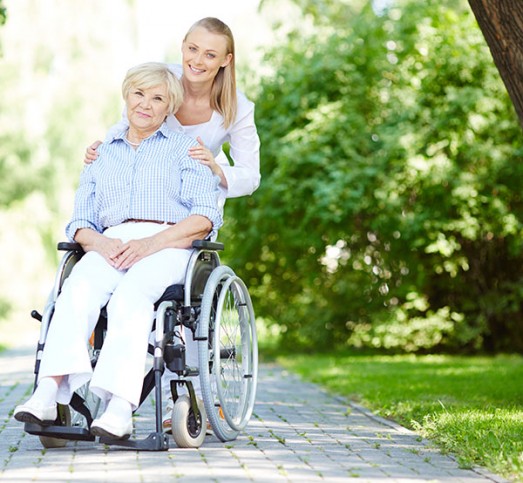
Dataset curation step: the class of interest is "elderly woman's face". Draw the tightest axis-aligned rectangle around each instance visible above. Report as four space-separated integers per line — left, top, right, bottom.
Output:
126 83 170 133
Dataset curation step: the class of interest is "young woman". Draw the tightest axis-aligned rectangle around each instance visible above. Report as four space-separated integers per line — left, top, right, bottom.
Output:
85 17 260 432
86 16 261 202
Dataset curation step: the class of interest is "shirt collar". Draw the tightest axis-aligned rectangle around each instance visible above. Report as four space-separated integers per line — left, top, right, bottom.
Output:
110 122 171 144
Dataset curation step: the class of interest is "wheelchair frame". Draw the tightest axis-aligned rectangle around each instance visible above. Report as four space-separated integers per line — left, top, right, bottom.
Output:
24 239 258 451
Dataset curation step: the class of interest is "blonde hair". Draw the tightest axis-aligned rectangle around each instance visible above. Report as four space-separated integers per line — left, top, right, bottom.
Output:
122 62 184 115
184 17 237 128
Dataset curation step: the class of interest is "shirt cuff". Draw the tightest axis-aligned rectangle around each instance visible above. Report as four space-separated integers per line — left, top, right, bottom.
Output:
189 206 223 240
66 220 100 242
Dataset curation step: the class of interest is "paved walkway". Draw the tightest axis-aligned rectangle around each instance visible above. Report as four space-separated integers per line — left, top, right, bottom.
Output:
0 344 509 483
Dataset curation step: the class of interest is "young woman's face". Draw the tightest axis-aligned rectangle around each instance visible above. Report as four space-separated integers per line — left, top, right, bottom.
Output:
125 83 170 134
182 26 232 84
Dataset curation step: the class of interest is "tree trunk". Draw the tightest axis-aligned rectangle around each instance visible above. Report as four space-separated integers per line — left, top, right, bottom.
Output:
468 0 523 128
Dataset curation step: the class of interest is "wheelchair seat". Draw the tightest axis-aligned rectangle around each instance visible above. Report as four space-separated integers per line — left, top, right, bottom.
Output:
154 284 184 309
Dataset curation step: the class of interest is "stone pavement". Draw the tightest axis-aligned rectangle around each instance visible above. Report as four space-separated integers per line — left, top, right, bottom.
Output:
0 344 509 483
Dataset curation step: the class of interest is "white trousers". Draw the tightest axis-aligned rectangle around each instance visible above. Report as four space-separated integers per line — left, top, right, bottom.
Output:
39 222 192 409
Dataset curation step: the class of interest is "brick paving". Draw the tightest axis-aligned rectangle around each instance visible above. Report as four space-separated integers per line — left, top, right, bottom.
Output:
0 344 509 483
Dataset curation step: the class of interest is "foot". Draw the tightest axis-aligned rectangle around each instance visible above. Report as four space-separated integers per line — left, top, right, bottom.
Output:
91 412 132 440
14 400 57 426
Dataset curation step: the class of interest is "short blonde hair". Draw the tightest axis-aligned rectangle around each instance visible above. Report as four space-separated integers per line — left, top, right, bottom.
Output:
122 62 184 115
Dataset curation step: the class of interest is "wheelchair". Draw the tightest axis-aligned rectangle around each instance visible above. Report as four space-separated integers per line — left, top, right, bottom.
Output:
24 239 258 450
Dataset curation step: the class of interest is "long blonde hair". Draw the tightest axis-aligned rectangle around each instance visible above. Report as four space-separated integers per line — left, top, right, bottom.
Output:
184 17 237 128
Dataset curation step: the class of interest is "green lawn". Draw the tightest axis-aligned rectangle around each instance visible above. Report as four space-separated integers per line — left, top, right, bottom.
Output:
277 352 523 481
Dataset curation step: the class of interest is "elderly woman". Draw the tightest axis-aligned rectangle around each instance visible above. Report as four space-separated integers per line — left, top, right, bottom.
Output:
14 62 222 440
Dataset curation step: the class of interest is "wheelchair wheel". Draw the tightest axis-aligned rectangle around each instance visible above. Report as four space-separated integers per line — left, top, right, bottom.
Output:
171 395 207 448
38 404 71 449
198 266 258 442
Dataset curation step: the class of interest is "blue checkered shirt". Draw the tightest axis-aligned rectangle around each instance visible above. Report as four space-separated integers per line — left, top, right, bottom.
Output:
66 123 222 241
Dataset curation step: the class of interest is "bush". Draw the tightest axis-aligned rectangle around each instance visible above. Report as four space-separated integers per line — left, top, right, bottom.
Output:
223 0 523 352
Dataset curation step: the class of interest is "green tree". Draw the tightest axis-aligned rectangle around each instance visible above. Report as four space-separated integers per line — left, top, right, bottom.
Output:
0 2 29 208
223 0 523 352
0 1 125 335
0 0 7 323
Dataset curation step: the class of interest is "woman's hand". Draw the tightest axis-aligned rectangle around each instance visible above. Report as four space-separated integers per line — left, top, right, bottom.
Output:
112 238 154 270
76 227 153 270
84 140 102 165
77 230 126 267
189 137 226 186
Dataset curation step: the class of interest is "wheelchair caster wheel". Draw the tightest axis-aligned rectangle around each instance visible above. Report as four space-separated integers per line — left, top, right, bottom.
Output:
38 404 71 449
171 395 206 448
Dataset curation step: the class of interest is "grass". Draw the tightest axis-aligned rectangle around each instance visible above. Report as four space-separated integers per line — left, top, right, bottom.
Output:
277 351 523 481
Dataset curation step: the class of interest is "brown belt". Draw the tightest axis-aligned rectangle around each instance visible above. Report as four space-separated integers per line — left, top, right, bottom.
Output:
124 218 176 226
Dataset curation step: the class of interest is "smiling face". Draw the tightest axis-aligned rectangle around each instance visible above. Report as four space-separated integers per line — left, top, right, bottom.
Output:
125 83 170 137
181 26 233 85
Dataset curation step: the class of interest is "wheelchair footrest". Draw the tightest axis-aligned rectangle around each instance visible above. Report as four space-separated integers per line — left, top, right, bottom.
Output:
24 423 95 442
99 432 169 451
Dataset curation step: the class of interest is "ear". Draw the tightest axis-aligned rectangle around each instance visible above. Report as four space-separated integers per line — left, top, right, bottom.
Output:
221 53 233 68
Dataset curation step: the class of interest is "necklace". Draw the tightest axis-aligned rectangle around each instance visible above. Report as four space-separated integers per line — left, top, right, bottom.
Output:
126 137 142 146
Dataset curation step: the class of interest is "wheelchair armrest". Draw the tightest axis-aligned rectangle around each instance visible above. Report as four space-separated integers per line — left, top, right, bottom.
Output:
57 242 84 252
192 240 224 251
58 240 221 253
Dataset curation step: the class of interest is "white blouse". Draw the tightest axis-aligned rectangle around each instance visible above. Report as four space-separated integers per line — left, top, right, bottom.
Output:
107 64 261 200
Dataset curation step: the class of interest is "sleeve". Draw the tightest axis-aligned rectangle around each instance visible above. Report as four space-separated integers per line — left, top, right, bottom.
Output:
65 164 101 240
179 154 223 240
221 95 261 198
